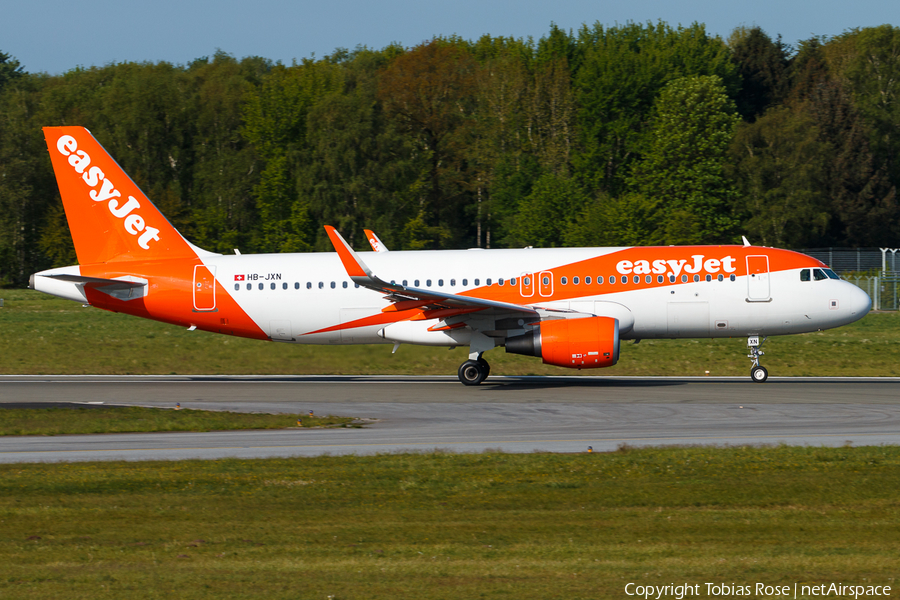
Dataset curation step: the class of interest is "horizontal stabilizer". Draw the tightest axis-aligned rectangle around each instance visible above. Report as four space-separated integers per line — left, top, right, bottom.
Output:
33 272 148 302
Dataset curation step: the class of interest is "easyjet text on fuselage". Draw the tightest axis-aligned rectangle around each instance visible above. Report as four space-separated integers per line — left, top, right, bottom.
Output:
616 255 737 278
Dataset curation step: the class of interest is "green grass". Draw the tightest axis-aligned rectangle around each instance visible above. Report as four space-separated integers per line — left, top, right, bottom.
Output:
1 446 899 599
1 288 899 376
0 406 356 436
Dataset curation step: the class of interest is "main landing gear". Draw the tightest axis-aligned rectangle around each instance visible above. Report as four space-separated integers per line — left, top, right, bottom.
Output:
458 355 491 386
748 336 768 383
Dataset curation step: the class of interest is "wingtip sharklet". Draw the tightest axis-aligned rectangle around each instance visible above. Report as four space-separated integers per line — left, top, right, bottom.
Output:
324 225 376 281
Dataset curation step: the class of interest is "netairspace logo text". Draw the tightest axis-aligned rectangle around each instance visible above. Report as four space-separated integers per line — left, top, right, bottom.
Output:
624 582 892 599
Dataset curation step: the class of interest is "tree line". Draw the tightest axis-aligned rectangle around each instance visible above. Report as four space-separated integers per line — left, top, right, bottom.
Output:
0 22 898 287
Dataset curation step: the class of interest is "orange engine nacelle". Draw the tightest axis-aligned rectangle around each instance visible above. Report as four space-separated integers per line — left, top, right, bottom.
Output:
505 316 620 369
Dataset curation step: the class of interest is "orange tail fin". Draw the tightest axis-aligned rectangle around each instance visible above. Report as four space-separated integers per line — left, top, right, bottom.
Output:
43 126 201 264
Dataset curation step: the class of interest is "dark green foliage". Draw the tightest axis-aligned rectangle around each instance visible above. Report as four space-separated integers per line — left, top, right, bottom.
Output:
0 50 23 92
1 22 899 287
629 75 740 244
573 21 739 197
730 27 791 120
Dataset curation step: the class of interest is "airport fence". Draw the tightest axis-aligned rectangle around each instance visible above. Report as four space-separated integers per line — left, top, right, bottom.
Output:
845 275 900 311
793 248 900 310
798 247 900 274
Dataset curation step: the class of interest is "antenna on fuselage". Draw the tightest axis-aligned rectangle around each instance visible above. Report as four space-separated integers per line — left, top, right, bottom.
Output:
741 236 752 247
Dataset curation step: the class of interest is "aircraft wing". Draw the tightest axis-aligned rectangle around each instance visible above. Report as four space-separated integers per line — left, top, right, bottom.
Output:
325 226 539 318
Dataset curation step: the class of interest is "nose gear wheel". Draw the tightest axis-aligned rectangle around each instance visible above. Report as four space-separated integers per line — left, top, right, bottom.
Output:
748 336 768 383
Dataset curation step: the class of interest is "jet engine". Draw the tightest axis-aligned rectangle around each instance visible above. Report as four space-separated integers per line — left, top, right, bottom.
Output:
505 316 620 369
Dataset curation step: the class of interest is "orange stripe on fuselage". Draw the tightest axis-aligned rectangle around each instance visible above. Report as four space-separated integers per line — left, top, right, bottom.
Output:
80 259 268 340
306 246 823 337
454 246 824 305
304 310 417 335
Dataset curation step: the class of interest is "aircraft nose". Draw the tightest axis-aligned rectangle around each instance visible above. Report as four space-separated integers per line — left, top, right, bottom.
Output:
847 282 872 316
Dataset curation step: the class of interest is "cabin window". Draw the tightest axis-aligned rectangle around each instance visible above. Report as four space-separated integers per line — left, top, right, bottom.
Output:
573 276 579 285
620 276 627 284
487 278 492 285
730 274 736 281
669 275 676 283
342 281 348 288
234 283 240 291
681 275 688 283
693 275 700 282
295 282 300 290
657 275 664 283
598 276 605 284
414 279 420 287
585 276 591 284
561 277 567 285
463 279 468 286
509 277 516 286
282 282 288 290
474 278 480 286
426 279 432 287
247 283 252 291
705 274 712 282
355 283 359 288
438 279 444 287
498 278 504 286
542 276 549 285
718 274 724 282
330 281 336 289
269 283 274 290
259 283 264 290
307 282 312 289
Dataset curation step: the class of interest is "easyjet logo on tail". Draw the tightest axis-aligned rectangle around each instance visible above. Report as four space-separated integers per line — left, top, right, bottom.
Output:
56 135 160 250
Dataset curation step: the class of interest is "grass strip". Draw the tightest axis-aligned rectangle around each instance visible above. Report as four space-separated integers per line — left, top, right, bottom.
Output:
2 289 900 376
1 445 899 599
0 406 356 436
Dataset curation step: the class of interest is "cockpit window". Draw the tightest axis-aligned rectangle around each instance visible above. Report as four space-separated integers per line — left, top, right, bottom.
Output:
800 269 810 282
824 269 840 280
813 268 828 281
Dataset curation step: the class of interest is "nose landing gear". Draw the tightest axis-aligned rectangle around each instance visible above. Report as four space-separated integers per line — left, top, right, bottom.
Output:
458 355 491 386
748 336 768 382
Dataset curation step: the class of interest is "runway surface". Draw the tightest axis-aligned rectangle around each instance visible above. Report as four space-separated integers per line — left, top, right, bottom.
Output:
2 375 900 462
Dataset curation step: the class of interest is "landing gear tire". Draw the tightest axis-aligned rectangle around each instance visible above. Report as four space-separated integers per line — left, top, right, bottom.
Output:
750 365 768 383
458 359 488 386
477 357 491 380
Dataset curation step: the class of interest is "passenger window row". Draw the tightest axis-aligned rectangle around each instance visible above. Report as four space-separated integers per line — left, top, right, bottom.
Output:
558 274 736 285
234 273 739 292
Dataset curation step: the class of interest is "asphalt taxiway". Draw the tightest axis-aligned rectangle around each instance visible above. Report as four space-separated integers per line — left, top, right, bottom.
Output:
1 375 899 462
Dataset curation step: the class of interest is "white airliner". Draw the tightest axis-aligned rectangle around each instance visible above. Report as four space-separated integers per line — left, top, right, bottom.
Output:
30 127 872 385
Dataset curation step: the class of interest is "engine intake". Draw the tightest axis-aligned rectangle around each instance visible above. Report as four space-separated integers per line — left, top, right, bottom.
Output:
505 316 620 369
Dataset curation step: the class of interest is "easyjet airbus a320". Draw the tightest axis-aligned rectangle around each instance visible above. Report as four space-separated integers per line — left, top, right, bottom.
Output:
31 127 872 385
